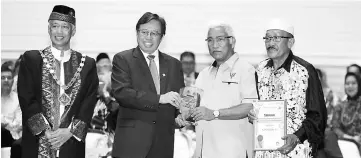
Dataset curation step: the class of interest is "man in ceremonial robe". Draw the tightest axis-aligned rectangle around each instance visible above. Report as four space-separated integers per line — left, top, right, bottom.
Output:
17 5 99 158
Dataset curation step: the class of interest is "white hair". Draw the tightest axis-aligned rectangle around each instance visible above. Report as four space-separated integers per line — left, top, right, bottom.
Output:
207 21 235 37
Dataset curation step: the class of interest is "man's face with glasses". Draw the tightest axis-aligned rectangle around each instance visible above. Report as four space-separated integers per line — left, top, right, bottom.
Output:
137 20 163 54
264 29 294 60
206 27 235 64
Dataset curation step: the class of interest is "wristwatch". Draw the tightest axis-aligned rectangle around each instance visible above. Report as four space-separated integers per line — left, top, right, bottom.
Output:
213 110 220 118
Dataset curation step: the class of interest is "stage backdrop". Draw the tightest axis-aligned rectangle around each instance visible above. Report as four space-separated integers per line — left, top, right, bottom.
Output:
2 0 361 96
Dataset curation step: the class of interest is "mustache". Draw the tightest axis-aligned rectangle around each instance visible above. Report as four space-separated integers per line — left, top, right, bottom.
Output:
2 84 11 88
212 50 222 53
267 46 278 51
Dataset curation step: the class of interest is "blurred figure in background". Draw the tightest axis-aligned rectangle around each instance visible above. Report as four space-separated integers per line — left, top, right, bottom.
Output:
1 61 22 158
11 55 22 93
316 68 340 126
316 68 343 158
347 64 361 77
1 62 22 145
332 72 361 154
178 51 198 157
341 64 361 101
86 52 119 157
180 51 199 86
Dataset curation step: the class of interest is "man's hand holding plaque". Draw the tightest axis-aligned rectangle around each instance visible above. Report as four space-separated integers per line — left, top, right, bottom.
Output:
277 134 300 154
250 100 286 151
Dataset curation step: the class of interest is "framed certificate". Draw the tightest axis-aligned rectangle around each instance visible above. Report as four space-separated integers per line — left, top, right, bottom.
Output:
253 100 286 151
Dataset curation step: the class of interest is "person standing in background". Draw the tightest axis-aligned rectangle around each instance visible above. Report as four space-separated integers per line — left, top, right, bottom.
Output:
332 72 361 154
347 64 361 77
180 51 199 86
316 68 343 158
11 55 22 93
86 52 119 157
2 62 22 147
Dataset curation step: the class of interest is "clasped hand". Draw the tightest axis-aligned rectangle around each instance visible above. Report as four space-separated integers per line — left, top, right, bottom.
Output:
175 106 215 126
175 113 191 127
45 128 73 150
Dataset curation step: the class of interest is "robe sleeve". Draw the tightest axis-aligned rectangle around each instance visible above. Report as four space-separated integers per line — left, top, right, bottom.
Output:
18 51 51 135
70 58 99 141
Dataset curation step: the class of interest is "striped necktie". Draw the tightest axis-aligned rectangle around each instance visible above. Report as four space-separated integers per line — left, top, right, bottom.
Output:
147 55 160 94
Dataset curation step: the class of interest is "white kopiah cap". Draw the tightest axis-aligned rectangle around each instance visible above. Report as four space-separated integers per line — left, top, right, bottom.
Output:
266 18 294 36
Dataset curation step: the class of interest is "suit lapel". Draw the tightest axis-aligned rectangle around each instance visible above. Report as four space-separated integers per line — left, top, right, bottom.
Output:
133 47 157 93
159 51 169 94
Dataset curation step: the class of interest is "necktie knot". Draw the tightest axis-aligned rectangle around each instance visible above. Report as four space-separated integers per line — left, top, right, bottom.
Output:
147 55 155 60
60 51 64 58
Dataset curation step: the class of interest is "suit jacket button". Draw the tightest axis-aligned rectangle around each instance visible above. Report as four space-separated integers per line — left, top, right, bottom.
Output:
153 121 156 124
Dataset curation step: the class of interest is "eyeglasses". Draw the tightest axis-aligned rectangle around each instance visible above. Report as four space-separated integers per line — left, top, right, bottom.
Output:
205 36 232 45
263 36 292 43
138 29 161 38
50 24 71 31
181 61 195 65
1 76 13 81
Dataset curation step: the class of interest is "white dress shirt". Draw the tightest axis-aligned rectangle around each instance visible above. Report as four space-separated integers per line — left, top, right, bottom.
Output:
193 53 258 158
51 46 71 119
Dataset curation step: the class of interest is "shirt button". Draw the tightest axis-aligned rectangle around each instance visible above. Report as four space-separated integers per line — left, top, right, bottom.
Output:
153 121 156 124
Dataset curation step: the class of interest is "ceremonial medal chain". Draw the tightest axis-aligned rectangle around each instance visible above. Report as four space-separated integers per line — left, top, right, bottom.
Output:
40 50 86 90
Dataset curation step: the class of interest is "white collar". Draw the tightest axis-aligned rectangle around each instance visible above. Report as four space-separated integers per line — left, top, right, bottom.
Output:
51 46 71 62
140 48 159 60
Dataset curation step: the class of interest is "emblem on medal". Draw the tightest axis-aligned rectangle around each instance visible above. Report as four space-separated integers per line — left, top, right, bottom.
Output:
59 93 71 105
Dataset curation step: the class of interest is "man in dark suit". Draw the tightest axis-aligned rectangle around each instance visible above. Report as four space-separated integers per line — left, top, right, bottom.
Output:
180 51 199 86
17 5 98 158
111 12 187 158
